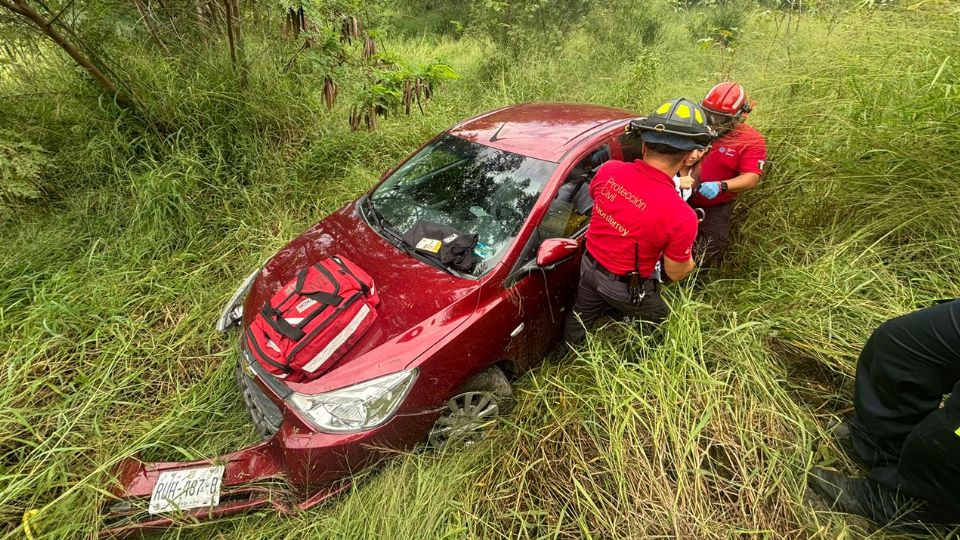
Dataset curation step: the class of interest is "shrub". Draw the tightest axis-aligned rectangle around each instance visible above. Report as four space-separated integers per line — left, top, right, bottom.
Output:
0 131 46 221
469 0 596 56
687 2 750 48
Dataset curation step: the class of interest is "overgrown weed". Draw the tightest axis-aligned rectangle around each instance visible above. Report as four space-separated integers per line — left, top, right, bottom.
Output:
1 1 959 538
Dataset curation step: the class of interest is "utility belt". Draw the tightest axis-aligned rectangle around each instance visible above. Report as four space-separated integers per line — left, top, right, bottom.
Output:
585 250 635 283
585 248 648 305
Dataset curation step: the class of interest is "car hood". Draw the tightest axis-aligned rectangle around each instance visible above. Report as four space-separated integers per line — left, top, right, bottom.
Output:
242 201 481 386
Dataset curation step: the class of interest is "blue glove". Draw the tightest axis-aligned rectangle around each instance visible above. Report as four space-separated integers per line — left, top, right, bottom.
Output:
698 181 722 200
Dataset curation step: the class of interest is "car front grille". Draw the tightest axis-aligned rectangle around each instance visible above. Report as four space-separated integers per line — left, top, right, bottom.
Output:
235 350 283 440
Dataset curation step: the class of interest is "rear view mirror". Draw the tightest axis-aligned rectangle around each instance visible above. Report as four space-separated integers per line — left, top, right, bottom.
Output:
536 238 579 269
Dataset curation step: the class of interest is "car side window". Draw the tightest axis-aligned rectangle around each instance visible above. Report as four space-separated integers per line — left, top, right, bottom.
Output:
618 132 644 162
506 144 611 284
538 145 610 240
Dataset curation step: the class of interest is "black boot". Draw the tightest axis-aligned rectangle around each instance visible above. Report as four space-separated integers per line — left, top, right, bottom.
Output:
827 420 868 468
808 467 938 530
808 467 870 516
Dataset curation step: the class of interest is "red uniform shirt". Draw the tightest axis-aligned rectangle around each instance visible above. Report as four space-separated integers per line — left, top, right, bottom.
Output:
689 123 767 207
585 160 698 277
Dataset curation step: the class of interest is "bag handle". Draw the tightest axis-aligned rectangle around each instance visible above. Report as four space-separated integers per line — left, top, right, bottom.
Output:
304 291 343 306
260 305 306 341
293 267 309 295
333 256 371 295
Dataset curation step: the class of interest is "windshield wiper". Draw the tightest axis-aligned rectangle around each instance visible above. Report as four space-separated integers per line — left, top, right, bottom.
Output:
361 197 459 276
363 197 404 244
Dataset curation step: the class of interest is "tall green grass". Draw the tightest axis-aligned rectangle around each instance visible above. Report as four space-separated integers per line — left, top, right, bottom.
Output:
2 1 959 538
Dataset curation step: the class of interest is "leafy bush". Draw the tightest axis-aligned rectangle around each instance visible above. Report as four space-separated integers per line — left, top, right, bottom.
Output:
382 0 472 37
0 131 45 220
589 1 666 49
469 0 596 56
687 1 749 48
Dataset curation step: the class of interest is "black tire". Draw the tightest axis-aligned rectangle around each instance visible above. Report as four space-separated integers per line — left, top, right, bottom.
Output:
457 366 514 413
427 366 514 449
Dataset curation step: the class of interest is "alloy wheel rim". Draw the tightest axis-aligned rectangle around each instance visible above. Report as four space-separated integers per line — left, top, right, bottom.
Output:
428 391 500 449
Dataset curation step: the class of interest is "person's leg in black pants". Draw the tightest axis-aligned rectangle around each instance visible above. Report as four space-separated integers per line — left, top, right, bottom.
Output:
564 256 668 345
810 300 960 526
848 300 960 466
564 257 610 344
691 201 733 266
811 378 960 525
868 377 960 522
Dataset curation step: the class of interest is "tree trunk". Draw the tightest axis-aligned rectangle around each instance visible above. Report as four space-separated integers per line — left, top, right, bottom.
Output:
225 0 246 86
0 0 130 105
230 0 240 48
223 0 237 67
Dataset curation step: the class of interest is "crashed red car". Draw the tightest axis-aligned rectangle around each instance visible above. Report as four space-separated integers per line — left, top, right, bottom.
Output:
101 102 642 536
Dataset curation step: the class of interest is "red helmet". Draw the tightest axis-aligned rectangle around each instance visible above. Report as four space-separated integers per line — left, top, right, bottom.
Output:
701 82 751 117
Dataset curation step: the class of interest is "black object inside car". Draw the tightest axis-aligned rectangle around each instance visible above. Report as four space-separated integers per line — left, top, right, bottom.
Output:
402 220 478 272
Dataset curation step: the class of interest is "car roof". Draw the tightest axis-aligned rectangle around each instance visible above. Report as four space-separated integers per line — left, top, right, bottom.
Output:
448 102 636 162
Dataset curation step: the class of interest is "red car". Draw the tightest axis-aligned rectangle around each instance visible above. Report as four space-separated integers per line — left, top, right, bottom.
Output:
101 102 641 536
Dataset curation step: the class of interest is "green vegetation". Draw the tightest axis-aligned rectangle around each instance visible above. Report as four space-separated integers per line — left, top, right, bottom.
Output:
2 0 959 537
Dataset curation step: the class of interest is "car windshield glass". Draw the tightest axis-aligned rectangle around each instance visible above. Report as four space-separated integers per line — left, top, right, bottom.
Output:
368 135 557 275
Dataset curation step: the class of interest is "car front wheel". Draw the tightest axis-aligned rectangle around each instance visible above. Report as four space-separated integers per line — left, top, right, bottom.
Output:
427 366 513 450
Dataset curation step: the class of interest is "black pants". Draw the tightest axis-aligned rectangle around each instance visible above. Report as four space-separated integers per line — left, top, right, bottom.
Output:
690 200 733 266
848 300 960 523
563 255 667 344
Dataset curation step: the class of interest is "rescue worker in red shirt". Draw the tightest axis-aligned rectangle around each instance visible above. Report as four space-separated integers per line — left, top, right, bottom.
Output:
564 98 714 344
688 82 767 265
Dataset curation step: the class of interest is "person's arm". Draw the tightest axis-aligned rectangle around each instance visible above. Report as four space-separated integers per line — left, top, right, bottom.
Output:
722 171 761 193
726 137 767 193
698 137 767 198
662 214 698 281
663 255 694 281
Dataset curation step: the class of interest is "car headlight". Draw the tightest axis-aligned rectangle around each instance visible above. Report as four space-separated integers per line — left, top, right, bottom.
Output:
288 369 418 433
215 267 261 333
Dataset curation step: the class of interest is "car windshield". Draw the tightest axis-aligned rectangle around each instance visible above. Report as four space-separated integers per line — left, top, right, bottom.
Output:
367 135 557 275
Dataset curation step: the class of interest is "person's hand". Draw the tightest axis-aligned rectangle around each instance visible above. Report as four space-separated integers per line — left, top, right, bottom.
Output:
678 175 695 190
698 181 722 200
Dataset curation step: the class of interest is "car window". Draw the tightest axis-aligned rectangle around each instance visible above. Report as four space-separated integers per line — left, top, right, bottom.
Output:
539 145 610 240
509 144 611 275
619 132 644 162
368 135 558 276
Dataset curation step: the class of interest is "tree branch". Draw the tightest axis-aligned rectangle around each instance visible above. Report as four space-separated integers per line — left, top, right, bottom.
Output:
1 0 130 105
46 0 74 27
130 0 170 53
0 0 27 16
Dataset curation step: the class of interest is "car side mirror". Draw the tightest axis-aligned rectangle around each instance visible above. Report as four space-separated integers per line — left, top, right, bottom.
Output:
536 238 579 269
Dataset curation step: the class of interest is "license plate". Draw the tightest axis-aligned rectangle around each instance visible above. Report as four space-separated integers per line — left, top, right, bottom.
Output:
148 465 224 514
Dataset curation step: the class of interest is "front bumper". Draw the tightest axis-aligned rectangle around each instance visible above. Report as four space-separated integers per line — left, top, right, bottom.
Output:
99 443 350 538
99 346 440 537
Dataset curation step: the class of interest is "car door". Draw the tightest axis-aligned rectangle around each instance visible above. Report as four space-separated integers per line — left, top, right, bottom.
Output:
501 142 612 371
